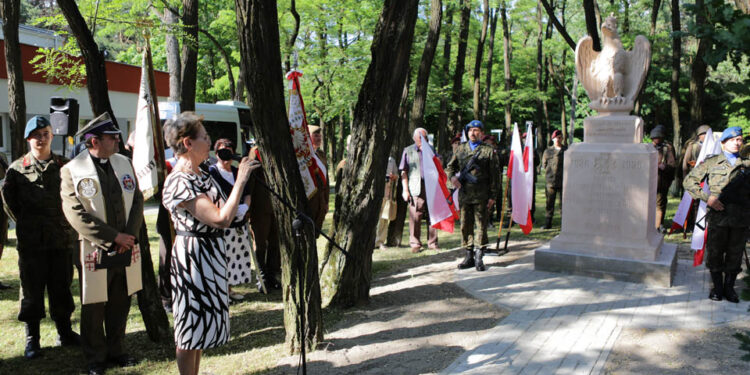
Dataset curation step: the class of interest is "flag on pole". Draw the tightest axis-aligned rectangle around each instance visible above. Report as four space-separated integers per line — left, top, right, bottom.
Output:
132 37 165 200
420 135 459 232
286 70 327 199
509 122 534 234
669 129 716 234
689 129 722 266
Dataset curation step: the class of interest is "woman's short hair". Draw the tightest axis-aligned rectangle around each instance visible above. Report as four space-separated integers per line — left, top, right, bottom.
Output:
213 138 234 152
163 112 205 155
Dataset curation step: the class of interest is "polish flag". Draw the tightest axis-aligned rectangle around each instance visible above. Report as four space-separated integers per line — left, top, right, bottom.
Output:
670 129 716 234
509 123 534 234
688 129 722 266
420 135 459 232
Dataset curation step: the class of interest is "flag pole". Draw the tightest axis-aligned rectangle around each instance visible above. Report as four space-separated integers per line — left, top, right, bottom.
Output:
495 172 512 254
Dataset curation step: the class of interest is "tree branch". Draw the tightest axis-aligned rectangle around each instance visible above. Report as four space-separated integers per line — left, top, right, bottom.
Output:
539 0 575 50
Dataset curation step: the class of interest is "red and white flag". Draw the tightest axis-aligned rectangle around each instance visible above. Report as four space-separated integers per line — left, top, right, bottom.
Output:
420 135 459 232
508 123 534 234
132 39 164 200
286 70 327 198
670 128 715 234
689 129 722 266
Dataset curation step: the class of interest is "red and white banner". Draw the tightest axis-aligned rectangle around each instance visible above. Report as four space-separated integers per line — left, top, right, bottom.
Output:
689 129 722 266
132 39 163 200
420 135 459 232
286 70 327 198
670 129 716 233
508 123 534 234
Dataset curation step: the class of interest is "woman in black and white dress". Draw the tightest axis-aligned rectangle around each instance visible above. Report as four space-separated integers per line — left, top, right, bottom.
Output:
162 112 260 375
208 138 254 300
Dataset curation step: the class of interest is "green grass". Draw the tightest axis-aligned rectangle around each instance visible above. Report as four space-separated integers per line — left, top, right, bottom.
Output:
0 176 691 374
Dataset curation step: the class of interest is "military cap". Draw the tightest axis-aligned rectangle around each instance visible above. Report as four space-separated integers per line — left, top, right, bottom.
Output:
308 125 321 134
451 133 461 143
720 126 742 143
24 116 51 139
696 125 710 136
551 130 562 139
76 112 121 139
649 125 666 139
466 120 484 130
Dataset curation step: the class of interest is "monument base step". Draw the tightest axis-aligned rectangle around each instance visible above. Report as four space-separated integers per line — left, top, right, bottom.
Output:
534 242 678 287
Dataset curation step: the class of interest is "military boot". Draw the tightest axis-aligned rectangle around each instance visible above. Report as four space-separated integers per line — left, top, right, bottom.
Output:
724 272 740 303
24 321 42 359
709 271 723 301
457 249 475 269
55 319 81 346
474 247 486 272
542 217 552 230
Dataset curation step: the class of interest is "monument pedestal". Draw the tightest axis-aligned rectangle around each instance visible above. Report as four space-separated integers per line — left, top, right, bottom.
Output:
534 114 678 287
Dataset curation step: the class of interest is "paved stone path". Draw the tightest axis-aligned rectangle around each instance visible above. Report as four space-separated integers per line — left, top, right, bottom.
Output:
442 241 750 374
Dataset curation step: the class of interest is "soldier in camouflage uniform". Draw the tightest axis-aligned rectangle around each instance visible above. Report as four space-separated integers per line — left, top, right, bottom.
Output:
446 120 500 271
684 126 749 303
541 130 566 229
1 116 80 359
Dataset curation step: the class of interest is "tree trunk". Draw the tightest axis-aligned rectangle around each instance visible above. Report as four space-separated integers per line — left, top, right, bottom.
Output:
568 77 577 146
583 0 601 51
650 0 662 37
622 0 630 34
57 0 117 125
180 0 199 111
670 0 682 154
410 0 442 132
689 0 709 135
284 0 301 72
162 7 181 102
540 0 576 50
320 0 420 308
449 0 471 138
472 0 489 119
386 69 412 247
1 0 26 160
535 2 545 149
481 8 498 123
501 1 511 133
436 4 454 155
234 0 323 353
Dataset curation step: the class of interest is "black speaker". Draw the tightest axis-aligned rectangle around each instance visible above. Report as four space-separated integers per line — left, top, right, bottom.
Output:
49 97 79 137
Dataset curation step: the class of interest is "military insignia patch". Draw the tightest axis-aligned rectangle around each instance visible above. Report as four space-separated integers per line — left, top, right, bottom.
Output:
122 174 135 192
77 178 98 198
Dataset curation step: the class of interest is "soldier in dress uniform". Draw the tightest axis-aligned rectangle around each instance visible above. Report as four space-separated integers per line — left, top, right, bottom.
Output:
650 125 676 232
1 116 80 359
684 126 749 303
60 113 144 375
446 120 500 271
680 125 711 232
541 130 566 229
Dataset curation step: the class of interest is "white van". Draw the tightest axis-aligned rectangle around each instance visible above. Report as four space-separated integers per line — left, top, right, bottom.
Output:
159 100 253 156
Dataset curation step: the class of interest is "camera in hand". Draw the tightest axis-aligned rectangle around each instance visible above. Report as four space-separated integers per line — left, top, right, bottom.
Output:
217 148 243 162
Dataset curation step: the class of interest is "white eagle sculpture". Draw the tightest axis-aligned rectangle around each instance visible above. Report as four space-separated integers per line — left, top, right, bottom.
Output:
575 15 651 114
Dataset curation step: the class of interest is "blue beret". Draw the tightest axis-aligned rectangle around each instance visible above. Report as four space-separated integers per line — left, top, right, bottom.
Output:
466 120 484 130
720 126 742 142
24 116 51 139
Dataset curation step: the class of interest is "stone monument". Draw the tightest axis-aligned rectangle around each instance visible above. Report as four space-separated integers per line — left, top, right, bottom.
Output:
534 15 678 287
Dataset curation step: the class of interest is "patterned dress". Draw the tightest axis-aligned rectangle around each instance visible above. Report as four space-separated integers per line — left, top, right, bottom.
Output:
162 170 230 350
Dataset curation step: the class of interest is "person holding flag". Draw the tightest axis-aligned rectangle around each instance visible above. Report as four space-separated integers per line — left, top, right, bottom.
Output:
399 128 440 253
684 126 750 303
446 120 501 271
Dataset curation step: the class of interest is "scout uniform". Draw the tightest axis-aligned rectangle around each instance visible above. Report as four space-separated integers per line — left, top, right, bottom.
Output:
445 120 501 271
684 126 750 303
1 116 79 359
650 125 676 231
60 113 144 372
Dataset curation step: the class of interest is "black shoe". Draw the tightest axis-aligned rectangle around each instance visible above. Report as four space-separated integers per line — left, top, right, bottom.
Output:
724 272 740 303
87 362 107 375
474 248 486 272
709 271 723 301
108 354 138 368
24 322 42 359
542 217 552 230
457 249 475 269
55 320 81 346
0 281 11 290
